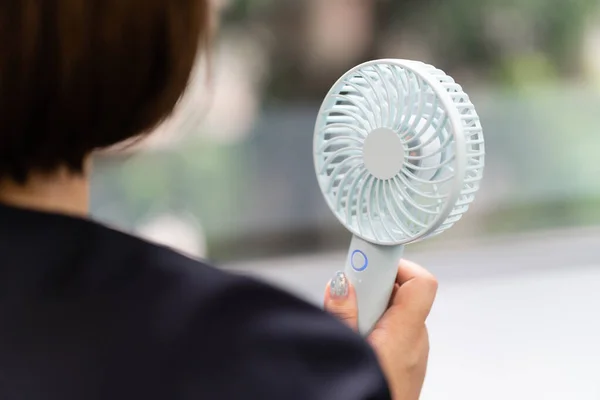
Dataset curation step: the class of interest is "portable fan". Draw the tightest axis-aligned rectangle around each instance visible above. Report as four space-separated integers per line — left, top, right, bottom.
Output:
314 59 485 335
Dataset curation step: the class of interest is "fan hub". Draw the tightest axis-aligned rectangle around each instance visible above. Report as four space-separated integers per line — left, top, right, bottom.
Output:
363 128 405 180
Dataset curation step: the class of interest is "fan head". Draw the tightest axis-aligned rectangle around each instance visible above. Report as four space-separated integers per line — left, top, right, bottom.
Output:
313 59 485 246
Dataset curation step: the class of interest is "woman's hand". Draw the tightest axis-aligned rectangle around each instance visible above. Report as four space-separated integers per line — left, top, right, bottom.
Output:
324 259 438 400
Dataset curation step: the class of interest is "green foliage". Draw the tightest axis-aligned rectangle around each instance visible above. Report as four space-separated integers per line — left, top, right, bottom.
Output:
494 54 559 88
378 0 597 86
96 136 250 238
484 197 600 234
221 0 276 23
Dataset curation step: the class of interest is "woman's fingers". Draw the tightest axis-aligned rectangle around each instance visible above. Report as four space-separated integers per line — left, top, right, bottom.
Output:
395 258 438 287
324 259 438 333
324 271 358 331
389 258 438 323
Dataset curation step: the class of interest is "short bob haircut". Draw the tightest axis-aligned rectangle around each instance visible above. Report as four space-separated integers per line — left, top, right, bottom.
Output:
0 0 210 183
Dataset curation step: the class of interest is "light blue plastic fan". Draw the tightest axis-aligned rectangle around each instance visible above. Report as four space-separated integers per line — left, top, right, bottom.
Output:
314 59 485 335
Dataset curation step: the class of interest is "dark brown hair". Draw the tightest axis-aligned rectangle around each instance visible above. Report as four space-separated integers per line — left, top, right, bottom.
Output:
0 0 210 182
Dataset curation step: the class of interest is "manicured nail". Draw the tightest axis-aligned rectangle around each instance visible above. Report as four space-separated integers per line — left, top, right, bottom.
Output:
329 271 349 299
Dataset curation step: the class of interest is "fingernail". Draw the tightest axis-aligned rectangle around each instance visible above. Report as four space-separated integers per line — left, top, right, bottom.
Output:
330 271 349 299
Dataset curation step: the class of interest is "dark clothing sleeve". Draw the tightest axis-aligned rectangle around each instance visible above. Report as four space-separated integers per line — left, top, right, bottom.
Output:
0 203 391 400
175 275 392 400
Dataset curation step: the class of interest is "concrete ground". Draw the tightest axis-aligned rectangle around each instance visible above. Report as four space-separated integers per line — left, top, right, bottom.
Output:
225 227 600 400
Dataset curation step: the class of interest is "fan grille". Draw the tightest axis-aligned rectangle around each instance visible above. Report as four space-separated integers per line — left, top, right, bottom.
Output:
313 60 484 245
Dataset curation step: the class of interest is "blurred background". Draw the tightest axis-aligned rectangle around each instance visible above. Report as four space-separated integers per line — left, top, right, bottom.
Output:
91 0 600 398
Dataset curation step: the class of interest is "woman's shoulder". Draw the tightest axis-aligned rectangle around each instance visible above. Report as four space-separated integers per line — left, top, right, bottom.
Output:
97 222 391 399
0 204 390 399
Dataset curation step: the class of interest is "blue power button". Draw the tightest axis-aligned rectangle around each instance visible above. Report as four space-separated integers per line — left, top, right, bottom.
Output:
351 250 368 272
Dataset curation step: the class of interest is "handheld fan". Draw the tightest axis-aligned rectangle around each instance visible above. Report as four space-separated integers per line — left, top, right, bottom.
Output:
313 59 485 335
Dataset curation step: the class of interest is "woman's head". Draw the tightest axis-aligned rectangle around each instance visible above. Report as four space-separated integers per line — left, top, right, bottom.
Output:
0 0 210 183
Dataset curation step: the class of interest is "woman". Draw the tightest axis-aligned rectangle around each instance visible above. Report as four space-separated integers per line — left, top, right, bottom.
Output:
0 1 438 399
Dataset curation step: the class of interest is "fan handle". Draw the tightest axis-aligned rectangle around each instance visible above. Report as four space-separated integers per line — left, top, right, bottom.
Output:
344 235 405 336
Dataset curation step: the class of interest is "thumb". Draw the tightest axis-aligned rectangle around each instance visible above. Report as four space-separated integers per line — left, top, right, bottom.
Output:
324 271 358 331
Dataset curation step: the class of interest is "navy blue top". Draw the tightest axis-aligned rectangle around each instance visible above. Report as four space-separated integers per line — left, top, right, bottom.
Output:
0 204 390 399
